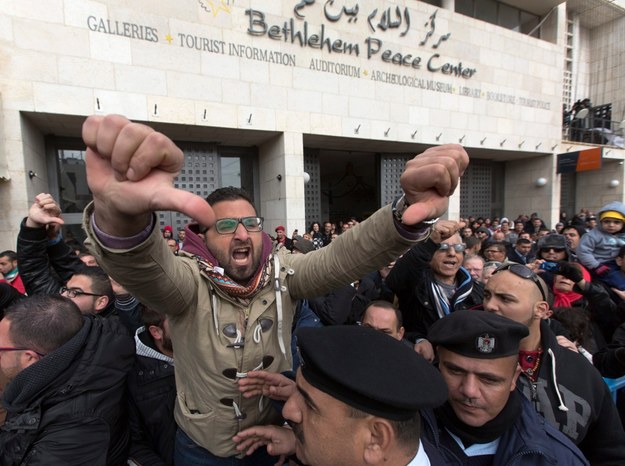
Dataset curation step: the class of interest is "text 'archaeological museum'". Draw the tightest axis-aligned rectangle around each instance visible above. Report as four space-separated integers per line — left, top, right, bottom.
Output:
1 0 624 246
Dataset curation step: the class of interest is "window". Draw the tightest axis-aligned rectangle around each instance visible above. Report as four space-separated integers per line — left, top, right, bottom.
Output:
455 0 541 39
455 0 474 18
57 148 91 214
498 3 519 31
475 0 498 24
221 157 241 188
49 138 258 244
520 11 540 38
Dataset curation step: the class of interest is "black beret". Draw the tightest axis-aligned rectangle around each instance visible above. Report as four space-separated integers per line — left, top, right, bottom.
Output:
296 325 448 421
428 310 529 359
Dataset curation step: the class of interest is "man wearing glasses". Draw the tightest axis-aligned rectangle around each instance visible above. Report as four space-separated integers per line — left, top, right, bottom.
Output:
59 267 114 316
80 114 468 464
386 223 484 362
0 294 134 464
484 263 625 464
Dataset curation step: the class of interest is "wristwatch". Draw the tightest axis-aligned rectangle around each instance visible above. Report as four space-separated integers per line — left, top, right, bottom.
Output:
392 194 439 230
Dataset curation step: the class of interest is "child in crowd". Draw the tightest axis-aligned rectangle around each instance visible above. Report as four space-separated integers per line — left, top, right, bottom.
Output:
577 202 625 290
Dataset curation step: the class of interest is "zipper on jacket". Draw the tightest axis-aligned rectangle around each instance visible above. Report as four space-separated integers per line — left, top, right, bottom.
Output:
506 449 545 465
59 384 73 395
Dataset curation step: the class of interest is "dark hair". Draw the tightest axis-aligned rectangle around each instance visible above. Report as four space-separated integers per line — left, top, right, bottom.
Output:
481 240 506 252
348 406 421 454
392 412 422 453
4 294 83 355
140 303 166 328
464 236 481 249
206 187 256 212
73 266 114 302
552 307 590 346
562 225 586 238
364 300 403 329
0 250 17 262
516 238 532 245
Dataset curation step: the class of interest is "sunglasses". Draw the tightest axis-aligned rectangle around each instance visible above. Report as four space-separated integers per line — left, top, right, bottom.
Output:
438 243 466 253
214 217 264 235
541 247 565 253
493 263 548 302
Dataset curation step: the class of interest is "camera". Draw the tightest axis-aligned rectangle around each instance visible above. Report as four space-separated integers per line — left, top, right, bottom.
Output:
539 261 561 272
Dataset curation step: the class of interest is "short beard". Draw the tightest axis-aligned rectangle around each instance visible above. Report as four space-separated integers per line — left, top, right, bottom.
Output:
161 335 173 354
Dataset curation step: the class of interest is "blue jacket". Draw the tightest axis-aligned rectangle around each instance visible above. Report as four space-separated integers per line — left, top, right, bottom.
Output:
577 201 625 269
421 393 588 466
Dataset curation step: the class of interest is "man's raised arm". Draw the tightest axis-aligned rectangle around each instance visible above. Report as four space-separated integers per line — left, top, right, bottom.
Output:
82 114 215 236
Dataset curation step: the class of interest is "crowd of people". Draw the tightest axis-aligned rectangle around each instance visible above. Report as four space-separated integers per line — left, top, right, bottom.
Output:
2 114 625 465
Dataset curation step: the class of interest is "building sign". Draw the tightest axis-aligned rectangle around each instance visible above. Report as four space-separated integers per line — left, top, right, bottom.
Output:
246 3 478 79
557 148 603 173
84 1 553 110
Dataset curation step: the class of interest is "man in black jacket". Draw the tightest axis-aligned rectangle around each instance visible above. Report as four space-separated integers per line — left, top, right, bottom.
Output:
126 303 176 466
17 193 116 317
484 264 625 465
386 221 483 362
0 294 134 465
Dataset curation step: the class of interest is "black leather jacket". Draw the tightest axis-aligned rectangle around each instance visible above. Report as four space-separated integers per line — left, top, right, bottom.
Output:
16 218 83 296
17 219 116 316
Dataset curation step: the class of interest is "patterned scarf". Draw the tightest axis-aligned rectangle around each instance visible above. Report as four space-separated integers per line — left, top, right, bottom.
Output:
4 267 18 282
191 232 275 303
431 267 474 318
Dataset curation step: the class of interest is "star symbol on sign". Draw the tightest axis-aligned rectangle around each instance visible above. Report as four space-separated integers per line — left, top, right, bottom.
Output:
199 0 232 17
363 70 369 76
165 34 174 44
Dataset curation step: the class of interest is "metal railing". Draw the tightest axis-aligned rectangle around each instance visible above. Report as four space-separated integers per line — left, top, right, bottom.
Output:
562 106 625 148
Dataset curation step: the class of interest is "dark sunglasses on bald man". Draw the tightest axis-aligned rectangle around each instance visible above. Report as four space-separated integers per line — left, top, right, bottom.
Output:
493 263 548 303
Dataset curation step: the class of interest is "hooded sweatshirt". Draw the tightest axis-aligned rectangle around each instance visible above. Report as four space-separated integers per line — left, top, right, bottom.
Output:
577 201 625 269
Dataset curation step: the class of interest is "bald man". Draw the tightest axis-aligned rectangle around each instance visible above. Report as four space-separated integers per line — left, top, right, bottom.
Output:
483 264 625 464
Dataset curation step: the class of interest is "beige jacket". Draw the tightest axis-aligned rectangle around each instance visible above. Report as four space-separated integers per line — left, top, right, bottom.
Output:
84 204 419 457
